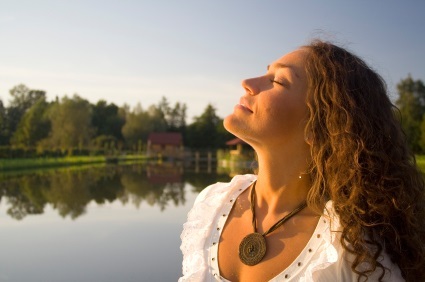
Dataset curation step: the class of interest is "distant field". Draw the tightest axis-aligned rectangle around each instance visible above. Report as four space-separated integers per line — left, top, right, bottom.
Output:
0 155 147 171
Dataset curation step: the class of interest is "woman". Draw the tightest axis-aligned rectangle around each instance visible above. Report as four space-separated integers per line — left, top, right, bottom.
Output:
179 40 425 281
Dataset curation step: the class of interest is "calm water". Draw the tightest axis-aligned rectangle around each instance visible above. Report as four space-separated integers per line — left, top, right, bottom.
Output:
0 161 240 282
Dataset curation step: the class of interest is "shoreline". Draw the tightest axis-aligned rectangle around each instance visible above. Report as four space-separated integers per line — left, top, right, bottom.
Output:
0 155 149 171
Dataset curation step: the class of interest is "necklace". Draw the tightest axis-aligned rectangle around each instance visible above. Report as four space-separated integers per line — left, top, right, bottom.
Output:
238 181 307 266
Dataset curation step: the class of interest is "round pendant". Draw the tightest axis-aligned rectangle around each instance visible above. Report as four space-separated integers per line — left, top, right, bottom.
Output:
238 232 267 266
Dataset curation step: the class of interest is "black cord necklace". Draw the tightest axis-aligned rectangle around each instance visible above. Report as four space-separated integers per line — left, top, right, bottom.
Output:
238 181 307 266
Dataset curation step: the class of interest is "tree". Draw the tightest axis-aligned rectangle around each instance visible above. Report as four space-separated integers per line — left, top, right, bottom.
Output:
156 96 170 127
44 95 94 153
153 97 187 131
121 104 154 150
147 104 168 132
11 98 51 148
0 99 8 145
9 84 46 110
168 102 187 131
7 84 46 136
186 104 228 148
396 76 425 153
91 100 125 141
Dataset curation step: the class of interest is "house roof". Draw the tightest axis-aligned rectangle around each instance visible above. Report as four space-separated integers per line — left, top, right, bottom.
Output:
225 137 247 146
148 132 183 146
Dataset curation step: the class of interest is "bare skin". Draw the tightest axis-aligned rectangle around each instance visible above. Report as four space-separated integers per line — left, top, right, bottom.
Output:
220 49 322 281
218 182 320 282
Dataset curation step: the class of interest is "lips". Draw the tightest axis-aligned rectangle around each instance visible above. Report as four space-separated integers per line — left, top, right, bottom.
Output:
238 98 253 113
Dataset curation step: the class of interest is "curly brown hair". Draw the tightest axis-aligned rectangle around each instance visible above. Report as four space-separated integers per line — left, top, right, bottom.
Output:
302 40 425 281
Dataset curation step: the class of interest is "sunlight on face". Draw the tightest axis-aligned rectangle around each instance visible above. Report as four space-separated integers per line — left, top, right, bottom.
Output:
224 49 309 150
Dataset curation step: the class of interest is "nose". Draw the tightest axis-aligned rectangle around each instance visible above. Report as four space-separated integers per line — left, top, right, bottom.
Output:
241 78 258 96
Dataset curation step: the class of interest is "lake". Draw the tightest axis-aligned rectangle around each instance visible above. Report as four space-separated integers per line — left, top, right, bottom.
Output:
0 161 249 282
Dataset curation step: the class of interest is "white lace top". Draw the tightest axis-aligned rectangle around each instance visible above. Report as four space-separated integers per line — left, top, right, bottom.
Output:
179 174 404 281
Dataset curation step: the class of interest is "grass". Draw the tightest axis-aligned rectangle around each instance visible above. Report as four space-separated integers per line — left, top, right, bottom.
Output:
0 154 148 171
416 155 425 172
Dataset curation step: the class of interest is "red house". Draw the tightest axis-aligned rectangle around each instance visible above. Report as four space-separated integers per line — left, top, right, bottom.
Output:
147 132 184 159
226 137 250 156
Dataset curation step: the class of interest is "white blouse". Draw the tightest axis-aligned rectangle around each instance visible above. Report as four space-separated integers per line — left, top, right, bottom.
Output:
179 174 404 281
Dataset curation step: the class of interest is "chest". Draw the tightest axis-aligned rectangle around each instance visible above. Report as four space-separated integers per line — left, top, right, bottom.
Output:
217 202 319 282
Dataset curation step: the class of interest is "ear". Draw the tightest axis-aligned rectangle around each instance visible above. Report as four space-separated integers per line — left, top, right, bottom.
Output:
305 131 313 146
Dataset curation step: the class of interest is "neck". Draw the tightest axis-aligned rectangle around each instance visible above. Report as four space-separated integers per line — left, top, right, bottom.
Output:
253 144 311 215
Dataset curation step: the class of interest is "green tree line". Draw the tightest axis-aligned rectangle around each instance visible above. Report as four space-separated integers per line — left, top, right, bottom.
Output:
396 75 425 153
0 84 233 157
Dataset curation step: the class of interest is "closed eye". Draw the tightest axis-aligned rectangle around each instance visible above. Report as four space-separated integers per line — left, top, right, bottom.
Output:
270 79 285 87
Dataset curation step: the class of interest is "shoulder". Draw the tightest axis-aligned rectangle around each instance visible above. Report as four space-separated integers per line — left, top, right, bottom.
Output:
310 201 404 282
313 241 404 281
188 173 257 228
179 174 257 281
194 174 257 205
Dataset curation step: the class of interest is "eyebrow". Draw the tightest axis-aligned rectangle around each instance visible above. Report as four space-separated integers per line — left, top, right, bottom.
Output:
267 63 300 78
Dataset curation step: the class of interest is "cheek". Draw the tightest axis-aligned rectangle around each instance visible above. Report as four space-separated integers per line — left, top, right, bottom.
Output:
264 99 293 121
264 99 307 131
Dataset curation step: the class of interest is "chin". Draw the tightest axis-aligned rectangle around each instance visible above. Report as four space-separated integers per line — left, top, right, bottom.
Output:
223 114 237 135
223 114 250 142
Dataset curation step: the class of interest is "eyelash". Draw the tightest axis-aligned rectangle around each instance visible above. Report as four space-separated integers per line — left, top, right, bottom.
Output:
270 79 285 87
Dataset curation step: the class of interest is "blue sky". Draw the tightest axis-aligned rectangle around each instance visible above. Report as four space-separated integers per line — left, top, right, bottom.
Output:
1 0 424 120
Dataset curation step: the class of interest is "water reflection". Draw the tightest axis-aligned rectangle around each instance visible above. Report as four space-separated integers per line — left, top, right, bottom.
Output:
0 161 235 220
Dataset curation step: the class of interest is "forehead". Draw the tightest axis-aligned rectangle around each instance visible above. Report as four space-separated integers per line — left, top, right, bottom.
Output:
269 49 308 77
276 49 308 64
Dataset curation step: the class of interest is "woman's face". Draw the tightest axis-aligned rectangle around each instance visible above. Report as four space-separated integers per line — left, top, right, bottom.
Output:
223 49 309 149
